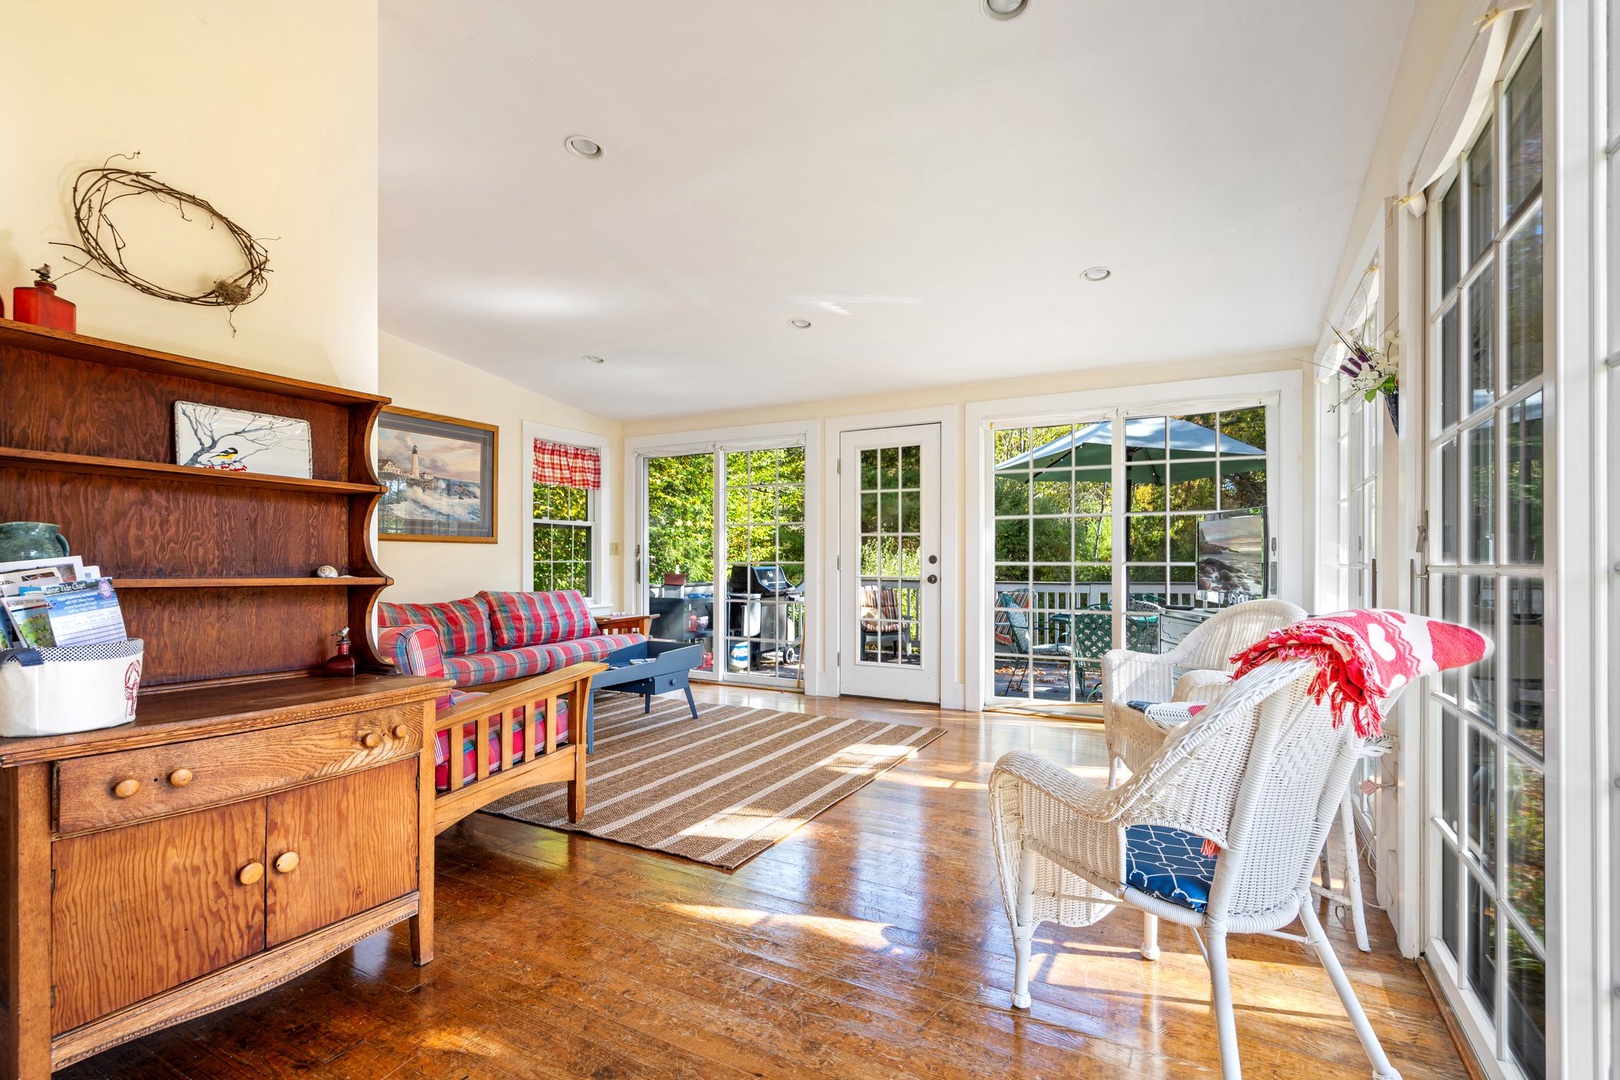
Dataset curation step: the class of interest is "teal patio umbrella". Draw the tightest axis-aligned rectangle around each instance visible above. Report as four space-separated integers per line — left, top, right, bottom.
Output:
995 417 1265 482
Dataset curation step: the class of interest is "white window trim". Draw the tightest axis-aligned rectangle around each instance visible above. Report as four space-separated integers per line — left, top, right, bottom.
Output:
963 369 1304 713
523 421 612 608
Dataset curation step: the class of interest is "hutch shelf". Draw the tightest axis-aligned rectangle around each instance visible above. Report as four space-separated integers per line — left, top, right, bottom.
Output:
0 321 443 1077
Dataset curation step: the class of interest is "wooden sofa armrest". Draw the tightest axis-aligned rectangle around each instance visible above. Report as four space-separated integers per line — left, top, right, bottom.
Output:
432 660 607 832
598 613 653 635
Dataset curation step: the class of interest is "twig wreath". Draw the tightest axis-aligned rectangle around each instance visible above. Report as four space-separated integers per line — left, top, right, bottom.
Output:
52 153 272 333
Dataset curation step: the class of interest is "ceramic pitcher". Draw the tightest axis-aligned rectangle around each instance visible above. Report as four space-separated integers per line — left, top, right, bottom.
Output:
0 522 71 562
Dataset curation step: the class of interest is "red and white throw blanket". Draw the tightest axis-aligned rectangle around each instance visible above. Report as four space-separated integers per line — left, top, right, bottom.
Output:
1230 609 1493 738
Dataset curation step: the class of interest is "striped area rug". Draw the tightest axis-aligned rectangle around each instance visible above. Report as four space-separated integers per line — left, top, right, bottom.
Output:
482 695 946 869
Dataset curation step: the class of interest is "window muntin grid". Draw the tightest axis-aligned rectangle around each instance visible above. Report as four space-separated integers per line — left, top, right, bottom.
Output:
990 408 1272 705
532 483 592 594
1425 30 1546 1080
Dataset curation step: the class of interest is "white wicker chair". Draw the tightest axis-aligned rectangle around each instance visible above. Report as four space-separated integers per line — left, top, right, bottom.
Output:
990 659 1407 1080
1102 599 1306 786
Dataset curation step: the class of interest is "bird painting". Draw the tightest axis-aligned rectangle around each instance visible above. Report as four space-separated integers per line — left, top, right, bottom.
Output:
175 401 312 478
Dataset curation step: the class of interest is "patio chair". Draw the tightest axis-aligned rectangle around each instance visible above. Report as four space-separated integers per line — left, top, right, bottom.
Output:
859 584 912 661
993 590 1073 694
989 658 1409 1080
1101 599 1306 785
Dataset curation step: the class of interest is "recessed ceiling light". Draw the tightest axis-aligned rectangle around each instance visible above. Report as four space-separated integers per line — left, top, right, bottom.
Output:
585 355 605 364
564 135 603 159
1081 266 1113 282
789 319 812 329
982 0 1028 20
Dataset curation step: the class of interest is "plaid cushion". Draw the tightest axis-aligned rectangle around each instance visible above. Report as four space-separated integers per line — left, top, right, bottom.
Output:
440 632 645 687
376 596 493 657
480 589 598 648
435 700 570 793
376 624 455 709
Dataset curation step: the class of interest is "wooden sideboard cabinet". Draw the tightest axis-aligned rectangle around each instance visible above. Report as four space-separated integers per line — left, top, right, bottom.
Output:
0 675 447 1078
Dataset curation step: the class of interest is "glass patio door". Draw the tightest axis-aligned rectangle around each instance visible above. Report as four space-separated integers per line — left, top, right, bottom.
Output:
643 445 806 688
989 405 1272 706
1422 29 1546 1080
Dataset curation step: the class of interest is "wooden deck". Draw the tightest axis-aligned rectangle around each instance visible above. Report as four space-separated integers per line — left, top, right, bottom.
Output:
66 684 1468 1078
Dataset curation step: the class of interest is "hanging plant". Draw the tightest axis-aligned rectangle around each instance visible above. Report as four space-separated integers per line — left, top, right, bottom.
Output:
1327 326 1400 429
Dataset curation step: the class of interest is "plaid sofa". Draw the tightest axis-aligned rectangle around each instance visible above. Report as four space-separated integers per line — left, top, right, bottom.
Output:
377 589 644 688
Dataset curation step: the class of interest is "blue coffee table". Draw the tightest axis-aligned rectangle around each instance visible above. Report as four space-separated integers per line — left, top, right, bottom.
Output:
585 639 703 752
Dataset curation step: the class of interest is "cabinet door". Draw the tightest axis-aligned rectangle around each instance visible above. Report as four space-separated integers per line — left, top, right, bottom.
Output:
52 799 266 1033
265 759 418 946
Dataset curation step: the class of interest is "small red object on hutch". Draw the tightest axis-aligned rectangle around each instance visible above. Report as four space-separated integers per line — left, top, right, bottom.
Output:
12 263 75 332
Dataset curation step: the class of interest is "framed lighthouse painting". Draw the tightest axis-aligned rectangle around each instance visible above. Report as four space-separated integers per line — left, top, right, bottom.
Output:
376 407 499 542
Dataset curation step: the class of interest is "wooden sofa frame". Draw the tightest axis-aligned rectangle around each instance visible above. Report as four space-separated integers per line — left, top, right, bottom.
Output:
431 660 606 834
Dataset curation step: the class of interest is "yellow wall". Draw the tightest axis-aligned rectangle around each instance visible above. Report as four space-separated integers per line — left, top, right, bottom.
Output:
623 349 1305 439
377 333 622 603
0 1 379 392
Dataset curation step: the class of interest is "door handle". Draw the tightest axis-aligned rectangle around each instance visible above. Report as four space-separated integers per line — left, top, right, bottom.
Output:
926 574 938 585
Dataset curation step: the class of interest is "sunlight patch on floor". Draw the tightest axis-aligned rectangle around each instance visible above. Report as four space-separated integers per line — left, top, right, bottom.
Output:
871 770 988 791
674 808 807 841
667 903 898 951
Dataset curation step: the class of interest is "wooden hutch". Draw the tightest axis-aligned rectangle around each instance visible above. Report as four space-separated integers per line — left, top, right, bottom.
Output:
0 322 444 1076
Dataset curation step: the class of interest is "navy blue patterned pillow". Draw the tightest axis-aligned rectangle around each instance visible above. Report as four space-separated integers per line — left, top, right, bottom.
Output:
1124 824 1218 913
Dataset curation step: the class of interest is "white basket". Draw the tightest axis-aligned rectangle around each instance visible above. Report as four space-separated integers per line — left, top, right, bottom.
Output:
0 639 144 737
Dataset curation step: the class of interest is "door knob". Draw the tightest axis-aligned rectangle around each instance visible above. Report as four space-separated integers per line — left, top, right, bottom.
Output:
238 862 264 886
274 851 301 874
926 574 938 585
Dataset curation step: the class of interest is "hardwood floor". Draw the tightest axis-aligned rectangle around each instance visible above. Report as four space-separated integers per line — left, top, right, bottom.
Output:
66 685 1468 1079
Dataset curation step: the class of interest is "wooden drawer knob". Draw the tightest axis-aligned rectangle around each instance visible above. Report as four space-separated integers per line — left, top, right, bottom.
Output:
391 724 408 739
274 851 300 874
168 768 194 788
360 731 381 749
238 862 264 886
112 778 140 799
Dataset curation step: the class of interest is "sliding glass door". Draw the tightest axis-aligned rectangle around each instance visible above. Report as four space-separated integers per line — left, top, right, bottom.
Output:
989 404 1274 706
643 445 806 687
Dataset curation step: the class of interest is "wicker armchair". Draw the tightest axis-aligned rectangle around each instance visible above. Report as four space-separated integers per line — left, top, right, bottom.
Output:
990 659 1408 1080
1102 599 1305 784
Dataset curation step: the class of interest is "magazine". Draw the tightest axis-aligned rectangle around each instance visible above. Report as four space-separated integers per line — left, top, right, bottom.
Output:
0 567 64 596
0 554 85 581
37 578 127 646
1 597 54 648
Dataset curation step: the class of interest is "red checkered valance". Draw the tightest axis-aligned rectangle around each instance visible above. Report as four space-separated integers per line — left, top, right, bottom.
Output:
532 439 601 489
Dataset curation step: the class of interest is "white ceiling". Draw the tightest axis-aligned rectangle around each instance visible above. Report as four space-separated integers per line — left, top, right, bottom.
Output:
380 1 1414 421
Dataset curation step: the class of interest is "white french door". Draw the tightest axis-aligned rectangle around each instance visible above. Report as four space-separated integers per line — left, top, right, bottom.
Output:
837 424 941 702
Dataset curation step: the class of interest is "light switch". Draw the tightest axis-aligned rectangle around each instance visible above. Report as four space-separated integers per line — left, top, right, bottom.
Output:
609 542 620 556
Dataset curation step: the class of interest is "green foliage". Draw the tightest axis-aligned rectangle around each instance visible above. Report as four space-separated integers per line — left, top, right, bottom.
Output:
533 483 592 592
646 447 807 585
647 454 715 581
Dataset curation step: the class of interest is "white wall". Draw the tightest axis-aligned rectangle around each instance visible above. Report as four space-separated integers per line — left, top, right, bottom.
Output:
0 2 379 392
1311 0 1473 962
377 332 622 604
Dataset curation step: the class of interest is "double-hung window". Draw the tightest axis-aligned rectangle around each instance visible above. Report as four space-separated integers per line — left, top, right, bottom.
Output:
531 438 601 596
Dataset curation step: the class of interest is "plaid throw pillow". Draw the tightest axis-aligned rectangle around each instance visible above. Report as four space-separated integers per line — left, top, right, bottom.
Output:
376 596 493 657
480 589 599 648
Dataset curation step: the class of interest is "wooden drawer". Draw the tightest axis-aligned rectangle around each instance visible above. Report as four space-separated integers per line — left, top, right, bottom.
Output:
55 705 422 834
